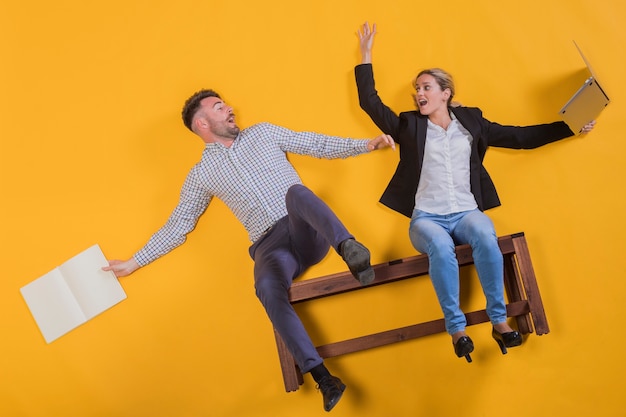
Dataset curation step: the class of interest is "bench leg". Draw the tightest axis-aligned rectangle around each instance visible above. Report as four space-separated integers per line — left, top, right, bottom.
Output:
273 328 304 392
503 253 533 334
511 235 550 335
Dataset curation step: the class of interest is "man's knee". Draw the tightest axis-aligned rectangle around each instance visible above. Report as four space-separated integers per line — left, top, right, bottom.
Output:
255 275 289 305
286 183 308 198
286 184 308 208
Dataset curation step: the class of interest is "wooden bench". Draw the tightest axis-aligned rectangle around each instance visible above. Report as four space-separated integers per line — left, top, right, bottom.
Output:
273 232 549 392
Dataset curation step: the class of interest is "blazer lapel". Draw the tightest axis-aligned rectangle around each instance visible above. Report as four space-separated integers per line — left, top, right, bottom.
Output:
414 113 427 176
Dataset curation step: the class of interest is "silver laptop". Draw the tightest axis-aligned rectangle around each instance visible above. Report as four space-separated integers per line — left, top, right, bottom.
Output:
559 41 610 134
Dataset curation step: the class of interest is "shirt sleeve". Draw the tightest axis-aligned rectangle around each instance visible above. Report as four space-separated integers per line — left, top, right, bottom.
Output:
256 122 370 159
134 166 212 267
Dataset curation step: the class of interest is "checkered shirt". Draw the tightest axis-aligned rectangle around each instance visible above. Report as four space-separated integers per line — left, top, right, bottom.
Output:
134 122 370 266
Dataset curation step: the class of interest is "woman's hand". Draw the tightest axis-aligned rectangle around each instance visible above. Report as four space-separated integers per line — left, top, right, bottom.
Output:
357 22 377 64
580 120 596 134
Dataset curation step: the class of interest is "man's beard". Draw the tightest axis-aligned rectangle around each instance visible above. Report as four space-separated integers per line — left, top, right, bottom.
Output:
212 123 240 140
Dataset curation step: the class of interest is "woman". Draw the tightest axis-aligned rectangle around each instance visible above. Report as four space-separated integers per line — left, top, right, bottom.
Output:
355 22 594 362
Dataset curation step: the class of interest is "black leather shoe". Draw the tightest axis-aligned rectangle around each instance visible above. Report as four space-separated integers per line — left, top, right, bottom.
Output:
492 327 522 354
453 335 474 363
316 375 346 412
340 239 375 285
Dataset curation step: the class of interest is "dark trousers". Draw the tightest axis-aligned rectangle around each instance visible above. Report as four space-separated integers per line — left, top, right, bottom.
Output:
248 184 353 373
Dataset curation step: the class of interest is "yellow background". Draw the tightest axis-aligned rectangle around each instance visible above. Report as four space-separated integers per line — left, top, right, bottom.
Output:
2 1 625 416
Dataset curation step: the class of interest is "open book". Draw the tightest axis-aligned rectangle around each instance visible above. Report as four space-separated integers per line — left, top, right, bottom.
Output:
20 244 127 343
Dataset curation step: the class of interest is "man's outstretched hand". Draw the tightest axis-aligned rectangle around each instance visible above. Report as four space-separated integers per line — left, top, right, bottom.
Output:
103 258 140 278
367 134 395 151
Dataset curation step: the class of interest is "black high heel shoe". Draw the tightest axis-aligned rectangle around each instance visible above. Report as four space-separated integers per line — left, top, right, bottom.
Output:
491 327 522 354
453 336 474 363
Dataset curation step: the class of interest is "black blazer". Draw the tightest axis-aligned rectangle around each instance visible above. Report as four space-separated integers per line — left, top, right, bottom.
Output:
355 64 575 218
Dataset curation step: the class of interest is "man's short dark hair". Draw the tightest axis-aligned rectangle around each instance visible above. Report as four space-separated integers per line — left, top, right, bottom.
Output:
181 89 221 131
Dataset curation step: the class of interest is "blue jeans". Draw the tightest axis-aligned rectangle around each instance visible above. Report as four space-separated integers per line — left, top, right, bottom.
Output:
409 209 506 335
248 184 354 373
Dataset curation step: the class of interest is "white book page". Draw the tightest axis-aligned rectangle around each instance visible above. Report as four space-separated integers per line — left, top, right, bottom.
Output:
59 244 127 320
20 268 87 343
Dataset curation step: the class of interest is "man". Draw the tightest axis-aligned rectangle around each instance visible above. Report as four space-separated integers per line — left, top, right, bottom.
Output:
104 89 395 412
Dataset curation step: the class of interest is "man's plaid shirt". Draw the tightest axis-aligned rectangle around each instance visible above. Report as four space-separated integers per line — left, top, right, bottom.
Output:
134 122 370 266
